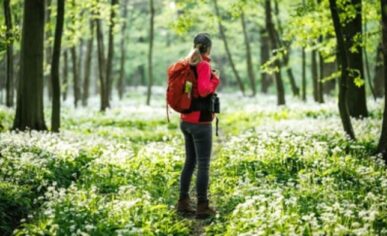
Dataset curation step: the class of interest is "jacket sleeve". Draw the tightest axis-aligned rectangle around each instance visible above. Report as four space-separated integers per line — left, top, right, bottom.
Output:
197 61 220 97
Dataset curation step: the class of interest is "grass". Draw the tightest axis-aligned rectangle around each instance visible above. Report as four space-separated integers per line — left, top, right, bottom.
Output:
0 91 386 235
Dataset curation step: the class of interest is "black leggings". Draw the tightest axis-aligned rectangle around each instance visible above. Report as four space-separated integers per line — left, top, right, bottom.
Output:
179 121 212 202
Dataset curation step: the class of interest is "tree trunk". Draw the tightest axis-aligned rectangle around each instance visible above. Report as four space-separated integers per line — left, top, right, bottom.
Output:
377 0 387 162
265 0 285 105
118 0 129 100
140 64 146 86
273 0 299 97
363 22 377 100
213 0 245 95
301 0 306 101
329 0 355 140
106 0 119 102
323 61 337 95
83 21 94 107
71 47 80 108
302 48 306 101
318 51 324 103
78 39 84 92
311 50 319 102
96 18 109 111
45 0 53 100
317 0 324 103
241 11 256 96
51 0 65 132
13 0 47 131
3 0 14 107
374 43 384 98
62 50 68 101
146 0 154 105
344 0 368 118
260 27 272 93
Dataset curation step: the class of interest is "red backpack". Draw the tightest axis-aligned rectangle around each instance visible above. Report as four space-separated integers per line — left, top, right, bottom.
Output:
166 59 197 119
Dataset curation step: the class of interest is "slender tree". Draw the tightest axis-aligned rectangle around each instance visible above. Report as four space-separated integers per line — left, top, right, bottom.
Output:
213 0 245 95
13 0 47 131
260 27 272 93
318 40 324 103
51 0 65 132
241 11 256 96
374 43 384 98
71 46 80 108
363 22 377 100
265 0 285 105
106 0 119 101
322 60 337 95
96 18 109 111
273 0 300 96
377 0 387 162
70 0 80 108
329 0 355 139
302 48 306 101
146 0 154 105
83 21 95 106
311 50 319 101
45 0 53 100
344 0 368 118
62 50 69 101
3 0 14 107
301 0 307 101
317 0 324 103
118 0 130 100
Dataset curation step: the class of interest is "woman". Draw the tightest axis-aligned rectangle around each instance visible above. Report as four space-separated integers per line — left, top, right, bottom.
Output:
177 33 220 219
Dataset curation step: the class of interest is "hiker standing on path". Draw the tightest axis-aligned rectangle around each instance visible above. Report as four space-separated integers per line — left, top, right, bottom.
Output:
176 33 220 219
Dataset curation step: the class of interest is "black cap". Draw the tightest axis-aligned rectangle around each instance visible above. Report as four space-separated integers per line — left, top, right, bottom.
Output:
193 33 212 54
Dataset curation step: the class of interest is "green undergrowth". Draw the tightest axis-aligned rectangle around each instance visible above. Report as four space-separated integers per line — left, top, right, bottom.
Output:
0 96 386 235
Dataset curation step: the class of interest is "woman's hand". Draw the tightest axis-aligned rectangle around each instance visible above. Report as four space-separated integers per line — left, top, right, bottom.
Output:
211 69 220 79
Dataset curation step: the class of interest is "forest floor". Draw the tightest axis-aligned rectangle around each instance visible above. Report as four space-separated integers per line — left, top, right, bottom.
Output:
0 89 386 235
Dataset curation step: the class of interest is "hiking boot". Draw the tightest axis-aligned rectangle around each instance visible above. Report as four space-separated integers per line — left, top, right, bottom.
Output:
196 200 216 219
177 197 195 215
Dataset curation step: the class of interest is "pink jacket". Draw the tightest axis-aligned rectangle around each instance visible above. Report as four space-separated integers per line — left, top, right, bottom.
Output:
181 55 220 123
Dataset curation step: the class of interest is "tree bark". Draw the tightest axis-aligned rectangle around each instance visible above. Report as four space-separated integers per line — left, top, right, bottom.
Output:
45 0 53 100
265 0 285 105
96 18 109 111
302 48 306 101
374 43 384 98
377 0 387 162
323 60 337 95
51 0 65 132
273 0 299 97
241 11 256 96
344 0 368 118
318 41 324 103
106 0 118 101
146 0 154 105
71 46 80 108
3 0 14 107
301 0 306 101
213 0 245 95
311 50 319 102
62 50 68 101
329 0 355 140
260 27 272 93
363 22 377 100
118 0 129 100
83 21 94 107
13 0 47 131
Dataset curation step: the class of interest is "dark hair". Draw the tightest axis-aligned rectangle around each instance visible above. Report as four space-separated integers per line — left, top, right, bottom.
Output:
193 33 212 54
